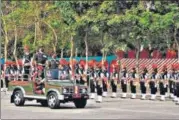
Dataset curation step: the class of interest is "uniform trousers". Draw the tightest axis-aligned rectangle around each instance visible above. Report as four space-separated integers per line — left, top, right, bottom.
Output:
149 81 157 94
130 81 136 93
111 80 117 92
90 79 96 93
176 82 179 98
23 66 31 81
102 80 108 92
96 81 102 96
169 80 174 94
121 80 127 93
159 82 165 95
140 81 146 94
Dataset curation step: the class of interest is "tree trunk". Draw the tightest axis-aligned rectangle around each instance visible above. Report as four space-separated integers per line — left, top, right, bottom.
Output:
70 35 74 77
61 48 64 58
52 44 56 54
33 21 37 46
174 27 179 61
136 40 140 75
13 26 19 67
75 48 78 57
37 21 43 41
84 31 88 74
101 31 104 65
1 10 8 62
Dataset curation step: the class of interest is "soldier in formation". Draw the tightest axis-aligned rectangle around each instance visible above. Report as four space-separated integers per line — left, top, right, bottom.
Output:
110 65 119 98
140 65 149 100
120 65 128 98
129 66 138 99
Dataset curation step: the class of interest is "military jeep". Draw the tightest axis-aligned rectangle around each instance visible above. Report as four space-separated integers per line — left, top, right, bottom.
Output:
9 69 89 109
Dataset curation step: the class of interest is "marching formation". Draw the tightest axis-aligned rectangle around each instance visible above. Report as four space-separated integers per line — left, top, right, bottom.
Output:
74 61 179 105
1 46 179 106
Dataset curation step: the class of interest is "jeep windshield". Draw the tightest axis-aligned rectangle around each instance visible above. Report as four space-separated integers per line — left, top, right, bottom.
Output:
45 69 74 82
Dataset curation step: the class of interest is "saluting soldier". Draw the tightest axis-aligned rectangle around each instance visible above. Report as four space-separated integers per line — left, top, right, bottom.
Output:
120 65 128 98
159 65 168 101
149 64 159 100
22 45 33 81
129 66 138 99
95 65 103 103
111 65 118 98
140 65 149 100
101 65 109 97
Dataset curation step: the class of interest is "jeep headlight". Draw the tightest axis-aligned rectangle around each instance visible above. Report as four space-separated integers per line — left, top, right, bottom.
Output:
82 88 87 93
63 88 67 94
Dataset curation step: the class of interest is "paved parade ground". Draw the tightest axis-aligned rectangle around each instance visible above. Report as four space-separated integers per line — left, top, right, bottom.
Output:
1 92 179 119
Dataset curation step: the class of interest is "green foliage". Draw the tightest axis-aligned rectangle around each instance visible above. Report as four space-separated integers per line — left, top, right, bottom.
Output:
1 1 179 59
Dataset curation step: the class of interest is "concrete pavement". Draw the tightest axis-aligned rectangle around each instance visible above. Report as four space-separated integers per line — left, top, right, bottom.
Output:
1 92 179 119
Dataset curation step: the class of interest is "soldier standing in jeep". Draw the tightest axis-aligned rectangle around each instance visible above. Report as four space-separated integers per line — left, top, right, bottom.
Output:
48 53 59 79
34 47 48 79
22 45 33 81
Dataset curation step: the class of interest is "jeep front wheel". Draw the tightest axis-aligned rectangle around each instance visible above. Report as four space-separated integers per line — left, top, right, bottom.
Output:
13 90 25 106
47 92 60 109
74 99 87 108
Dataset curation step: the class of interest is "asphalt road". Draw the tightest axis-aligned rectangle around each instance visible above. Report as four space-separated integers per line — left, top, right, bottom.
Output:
1 92 179 119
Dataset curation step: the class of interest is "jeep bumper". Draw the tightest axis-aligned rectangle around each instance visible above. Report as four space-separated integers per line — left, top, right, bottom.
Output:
63 94 89 100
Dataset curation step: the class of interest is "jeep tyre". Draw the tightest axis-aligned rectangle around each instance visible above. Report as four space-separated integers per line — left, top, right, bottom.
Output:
74 99 87 108
13 90 25 106
47 92 60 109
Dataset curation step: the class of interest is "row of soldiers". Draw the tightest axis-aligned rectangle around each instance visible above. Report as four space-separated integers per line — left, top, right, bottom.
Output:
75 63 179 104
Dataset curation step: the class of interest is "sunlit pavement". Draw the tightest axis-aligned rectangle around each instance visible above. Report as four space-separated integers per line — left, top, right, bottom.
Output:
1 91 179 119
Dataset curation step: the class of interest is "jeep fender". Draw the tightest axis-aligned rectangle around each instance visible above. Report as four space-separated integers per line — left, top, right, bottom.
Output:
12 86 26 95
47 89 64 100
11 86 25 103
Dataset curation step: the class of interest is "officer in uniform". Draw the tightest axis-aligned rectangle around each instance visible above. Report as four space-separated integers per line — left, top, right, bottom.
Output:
22 46 33 81
111 65 118 98
120 65 128 98
140 65 149 100
95 65 103 103
149 64 159 100
175 63 179 105
173 63 179 102
101 65 109 97
159 65 168 101
48 54 59 79
79 64 85 84
168 64 176 99
89 66 96 99
129 66 138 99
1 65 4 89
4 62 11 89
34 47 48 79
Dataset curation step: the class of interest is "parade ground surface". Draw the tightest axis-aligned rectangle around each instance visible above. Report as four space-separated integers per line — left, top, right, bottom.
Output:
1 92 179 119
